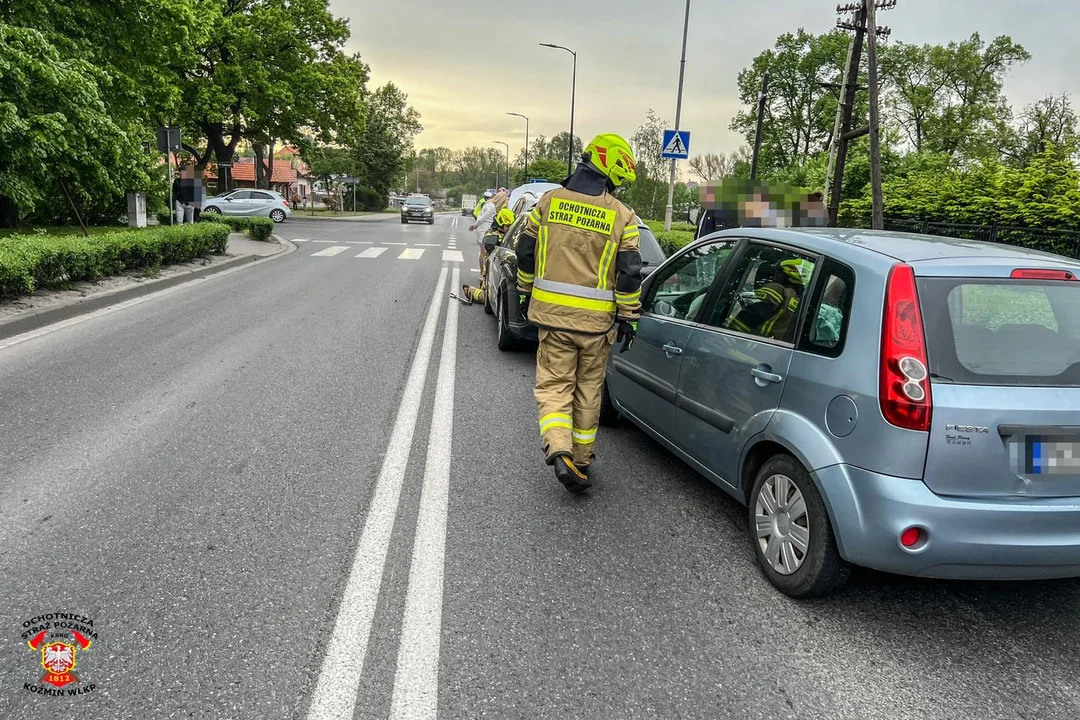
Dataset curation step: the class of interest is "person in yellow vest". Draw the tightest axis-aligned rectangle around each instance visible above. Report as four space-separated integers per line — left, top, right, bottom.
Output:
461 207 515 304
725 258 813 341
515 134 642 493
473 193 488 219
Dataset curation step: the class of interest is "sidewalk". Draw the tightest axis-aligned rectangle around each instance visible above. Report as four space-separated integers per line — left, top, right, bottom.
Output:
0 232 291 340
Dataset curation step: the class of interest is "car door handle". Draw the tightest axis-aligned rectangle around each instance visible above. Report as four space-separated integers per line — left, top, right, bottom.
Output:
751 367 783 383
662 343 683 357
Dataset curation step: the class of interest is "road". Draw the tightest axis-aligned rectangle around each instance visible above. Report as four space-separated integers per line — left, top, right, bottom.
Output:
1 213 1078 720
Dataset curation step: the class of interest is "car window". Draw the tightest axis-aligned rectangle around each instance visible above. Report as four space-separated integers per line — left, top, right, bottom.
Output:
797 259 855 357
405 197 431 206
918 277 1080 386
709 243 817 344
229 191 252 200
502 216 528 250
642 241 736 322
251 191 274 200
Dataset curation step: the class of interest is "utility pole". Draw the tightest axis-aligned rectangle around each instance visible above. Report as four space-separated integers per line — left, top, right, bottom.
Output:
663 0 692 232
826 1 894 227
865 0 885 229
749 70 770 181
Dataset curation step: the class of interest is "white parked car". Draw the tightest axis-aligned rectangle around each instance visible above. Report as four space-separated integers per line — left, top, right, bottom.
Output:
203 189 292 223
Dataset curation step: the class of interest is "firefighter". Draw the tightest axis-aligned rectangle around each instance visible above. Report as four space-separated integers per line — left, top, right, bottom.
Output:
515 134 642 493
461 207 515 304
725 258 814 341
473 191 490 219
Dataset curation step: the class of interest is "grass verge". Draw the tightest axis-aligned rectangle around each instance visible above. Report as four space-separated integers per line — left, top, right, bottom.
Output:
0 223 229 299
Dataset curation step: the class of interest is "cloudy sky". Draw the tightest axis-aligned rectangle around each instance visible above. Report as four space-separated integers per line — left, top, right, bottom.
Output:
336 0 1080 158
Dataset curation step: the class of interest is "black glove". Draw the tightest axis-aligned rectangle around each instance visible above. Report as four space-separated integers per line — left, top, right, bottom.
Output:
616 318 638 353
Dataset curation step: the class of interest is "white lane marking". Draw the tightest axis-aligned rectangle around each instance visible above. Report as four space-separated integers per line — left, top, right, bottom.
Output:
291 238 310 243
415 243 441 247
385 242 408 246
442 250 464 263
312 240 336 243
389 267 458 719
469 268 480 272
311 246 349 256
305 269 448 720
356 247 387 258
398 249 424 260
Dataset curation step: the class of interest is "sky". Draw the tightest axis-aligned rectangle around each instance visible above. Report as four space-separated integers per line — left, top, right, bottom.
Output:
336 0 1080 160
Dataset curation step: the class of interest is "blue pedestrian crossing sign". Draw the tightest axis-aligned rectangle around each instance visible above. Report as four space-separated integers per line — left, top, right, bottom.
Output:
661 129 691 159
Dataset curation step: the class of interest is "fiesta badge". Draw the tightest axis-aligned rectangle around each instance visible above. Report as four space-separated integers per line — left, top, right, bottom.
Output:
20 612 99 696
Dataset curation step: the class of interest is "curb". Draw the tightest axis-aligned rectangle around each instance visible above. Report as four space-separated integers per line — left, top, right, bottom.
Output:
0 237 296 342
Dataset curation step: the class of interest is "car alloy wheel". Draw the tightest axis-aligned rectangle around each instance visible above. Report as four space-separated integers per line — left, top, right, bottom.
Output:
203 206 221 214
270 209 286 223
754 473 810 575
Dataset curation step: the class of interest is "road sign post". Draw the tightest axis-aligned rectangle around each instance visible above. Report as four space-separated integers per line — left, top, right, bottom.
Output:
157 127 181 226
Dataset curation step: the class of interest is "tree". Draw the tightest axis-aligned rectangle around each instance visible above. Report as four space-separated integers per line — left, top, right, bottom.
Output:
730 30 853 178
173 0 369 185
1000 94 1078 167
354 82 422 201
621 110 670 220
688 151 741 182
511 158 566 185
0 25 153 226
881 33 1030 159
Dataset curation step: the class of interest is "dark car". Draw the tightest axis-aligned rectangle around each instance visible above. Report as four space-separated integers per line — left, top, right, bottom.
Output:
484 216 667 350
401 195 434 224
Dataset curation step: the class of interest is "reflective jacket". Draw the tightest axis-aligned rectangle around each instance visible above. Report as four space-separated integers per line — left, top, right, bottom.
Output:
473 198 485 218
516 174 642 334
726 281 800 340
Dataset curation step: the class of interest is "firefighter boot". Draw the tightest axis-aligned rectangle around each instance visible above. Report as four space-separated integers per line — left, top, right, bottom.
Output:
552 454 591 494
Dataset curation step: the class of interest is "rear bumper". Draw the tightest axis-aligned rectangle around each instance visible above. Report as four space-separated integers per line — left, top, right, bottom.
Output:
816 464 1080 579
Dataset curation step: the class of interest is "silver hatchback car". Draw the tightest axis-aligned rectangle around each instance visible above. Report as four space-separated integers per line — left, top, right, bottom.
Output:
203 189 292 223
603 227 1080 597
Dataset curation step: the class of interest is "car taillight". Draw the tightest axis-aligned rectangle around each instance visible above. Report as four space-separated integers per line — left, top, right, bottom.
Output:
880 263 932 432
282 199 290 207
1010 268 1076 280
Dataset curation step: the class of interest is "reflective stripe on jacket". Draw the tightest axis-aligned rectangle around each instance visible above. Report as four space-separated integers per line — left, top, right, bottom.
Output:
518 187 640 334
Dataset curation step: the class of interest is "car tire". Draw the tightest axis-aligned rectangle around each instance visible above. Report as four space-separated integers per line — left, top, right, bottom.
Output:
203 206 221 215
483 282 495 315
428 218 435 224
748 455 850 598
401 218 408 224
598 380 622 426
496 287 517 352
269 209 286 223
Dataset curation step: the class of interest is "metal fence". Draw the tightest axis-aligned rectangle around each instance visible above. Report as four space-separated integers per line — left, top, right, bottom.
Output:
858 217 1080 260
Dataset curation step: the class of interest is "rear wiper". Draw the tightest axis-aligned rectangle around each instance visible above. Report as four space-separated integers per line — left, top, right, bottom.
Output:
930 372 954 382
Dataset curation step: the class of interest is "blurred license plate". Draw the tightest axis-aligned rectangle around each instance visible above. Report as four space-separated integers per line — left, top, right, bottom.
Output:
1026 436 1080 475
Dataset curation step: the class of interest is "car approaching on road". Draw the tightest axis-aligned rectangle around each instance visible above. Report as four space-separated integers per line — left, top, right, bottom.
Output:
601 227 1080 597
485 213 666 350
202 189 292 222
401 195 435 224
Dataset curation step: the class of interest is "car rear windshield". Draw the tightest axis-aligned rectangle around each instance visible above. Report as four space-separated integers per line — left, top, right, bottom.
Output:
406 197 430 206
636 226 666 266
917 277 1080 387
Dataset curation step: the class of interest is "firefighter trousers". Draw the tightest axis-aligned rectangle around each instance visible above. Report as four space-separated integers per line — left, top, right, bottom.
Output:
534 327 615 468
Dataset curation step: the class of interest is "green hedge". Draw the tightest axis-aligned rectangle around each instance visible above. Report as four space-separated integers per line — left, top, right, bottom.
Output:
643 219 697 255
0 223 229 298
198 214 275 241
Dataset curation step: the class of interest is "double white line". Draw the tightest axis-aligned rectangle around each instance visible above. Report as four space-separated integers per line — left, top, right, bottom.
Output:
306 266 460 720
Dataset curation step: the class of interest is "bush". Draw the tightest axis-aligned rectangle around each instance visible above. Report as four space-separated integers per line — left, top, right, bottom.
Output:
0 223 229 299
198 214 275 241
156 209 174 226
355 186 385 211
654 229 695 255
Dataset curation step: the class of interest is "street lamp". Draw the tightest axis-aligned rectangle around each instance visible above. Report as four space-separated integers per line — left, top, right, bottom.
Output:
507 112 529 180
663 0 692 232
493 141 510 188
540 43 577 178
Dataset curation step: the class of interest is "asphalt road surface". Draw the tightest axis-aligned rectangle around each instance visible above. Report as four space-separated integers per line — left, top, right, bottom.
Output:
1 213 1078 720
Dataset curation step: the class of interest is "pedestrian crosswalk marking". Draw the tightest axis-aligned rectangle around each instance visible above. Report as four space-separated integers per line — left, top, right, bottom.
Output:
398 248 424 260
357 247 388 258
416 243 441 247
442 250 464 263
312 246 349 257
386 242 407 246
